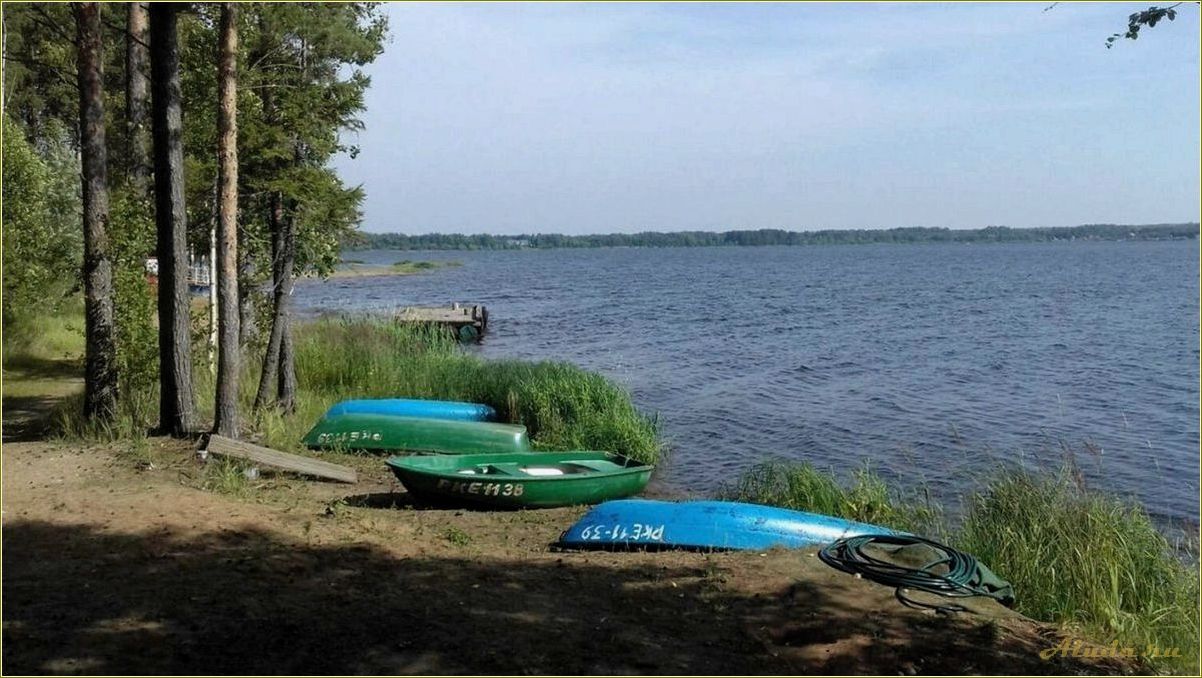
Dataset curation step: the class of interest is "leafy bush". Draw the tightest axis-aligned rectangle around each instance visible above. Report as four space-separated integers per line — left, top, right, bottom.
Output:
1 115 81 340
109 189 159 398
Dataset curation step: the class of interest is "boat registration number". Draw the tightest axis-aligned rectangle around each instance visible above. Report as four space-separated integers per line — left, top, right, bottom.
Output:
315 430 383 444
577 523 665 541
436 478 525 497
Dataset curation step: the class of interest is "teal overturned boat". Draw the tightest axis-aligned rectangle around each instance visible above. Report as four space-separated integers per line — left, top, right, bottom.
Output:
303 413 529 455
324 398 497 422
558 499 899 551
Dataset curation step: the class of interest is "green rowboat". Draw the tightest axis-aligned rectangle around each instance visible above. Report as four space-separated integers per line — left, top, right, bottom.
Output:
385 451 654 508
303 413 529 454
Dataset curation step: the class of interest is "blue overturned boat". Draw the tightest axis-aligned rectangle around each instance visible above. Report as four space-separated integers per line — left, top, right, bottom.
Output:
558 499 899 551
323 398 497 422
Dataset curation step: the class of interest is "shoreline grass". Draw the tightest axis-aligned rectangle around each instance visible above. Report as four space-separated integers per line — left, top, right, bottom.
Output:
314 259 462 279
272 317 661 464
36 315 660 467
730 459 1200 674
17 309 1197 672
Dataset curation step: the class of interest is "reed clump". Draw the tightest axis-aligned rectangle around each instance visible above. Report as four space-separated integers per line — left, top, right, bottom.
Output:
958 470 1199 674
732 459 1199 674
45 315 661 466
266 317 662 464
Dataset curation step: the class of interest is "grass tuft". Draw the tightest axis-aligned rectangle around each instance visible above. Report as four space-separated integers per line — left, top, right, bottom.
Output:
444 526 472 547
199 457 255 497
958 469 1200 674
728 459 942 535
272 318 662 464
45 316 662 466
732 460 1200 674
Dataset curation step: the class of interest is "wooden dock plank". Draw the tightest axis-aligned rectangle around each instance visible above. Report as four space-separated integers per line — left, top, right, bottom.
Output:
396 304 488 341
398 308 474 322
204 434 358 484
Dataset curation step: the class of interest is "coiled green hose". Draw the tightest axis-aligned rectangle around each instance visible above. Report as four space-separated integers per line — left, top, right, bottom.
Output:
818 533 1015 614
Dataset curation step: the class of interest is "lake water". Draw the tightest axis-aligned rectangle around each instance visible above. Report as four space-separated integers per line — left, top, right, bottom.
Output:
296 241 1200 523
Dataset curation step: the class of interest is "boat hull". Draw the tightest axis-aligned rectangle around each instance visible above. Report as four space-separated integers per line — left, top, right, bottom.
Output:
386 451 653 509
303 413 529 454
325 398 497 422
558 499 898 551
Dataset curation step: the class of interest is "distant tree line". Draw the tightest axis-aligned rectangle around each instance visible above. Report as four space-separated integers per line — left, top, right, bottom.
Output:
350 223 1200 251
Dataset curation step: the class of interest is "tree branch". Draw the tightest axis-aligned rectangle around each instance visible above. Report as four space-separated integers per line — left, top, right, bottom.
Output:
1 53 76 91
29 5 74 43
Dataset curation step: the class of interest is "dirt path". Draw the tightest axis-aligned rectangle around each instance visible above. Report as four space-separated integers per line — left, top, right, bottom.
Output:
1 436 1134 675
1 358 81 442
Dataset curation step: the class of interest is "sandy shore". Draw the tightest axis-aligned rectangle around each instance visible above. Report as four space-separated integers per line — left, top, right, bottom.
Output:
0 433 1134 675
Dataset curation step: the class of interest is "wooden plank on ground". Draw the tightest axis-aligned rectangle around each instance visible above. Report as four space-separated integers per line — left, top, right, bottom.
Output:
204 434 358 484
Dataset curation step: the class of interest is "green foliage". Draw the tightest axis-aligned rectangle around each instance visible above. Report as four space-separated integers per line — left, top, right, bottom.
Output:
0 300 85 369
0 3 78 143
51 384 157 442
5 2 389 431
1107 5 1183 48
443 527 472 547
1 115 82 340
958 471 1199 673
200 457 255 497
355 223 1200 251
388 260 460 273
249 318 662 466
231 2 386 279
733 460 1200 673
730 459 942 535
108 189 159 397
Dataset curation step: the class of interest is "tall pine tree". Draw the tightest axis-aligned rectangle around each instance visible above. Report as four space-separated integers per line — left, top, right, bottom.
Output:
74 1 119 422
150 2 195 435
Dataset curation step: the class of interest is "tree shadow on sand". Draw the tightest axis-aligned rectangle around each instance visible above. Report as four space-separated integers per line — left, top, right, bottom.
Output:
2 520 1128 675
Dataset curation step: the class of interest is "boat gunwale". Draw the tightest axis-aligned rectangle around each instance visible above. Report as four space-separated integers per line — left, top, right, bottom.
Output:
385 453 653 482
309 413 527 434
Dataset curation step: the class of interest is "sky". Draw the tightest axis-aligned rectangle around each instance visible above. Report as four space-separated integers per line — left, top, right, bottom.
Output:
333 2 1202 235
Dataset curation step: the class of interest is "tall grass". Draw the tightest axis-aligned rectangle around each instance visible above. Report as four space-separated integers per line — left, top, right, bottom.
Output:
729 459 942 535
1 298 85 368
958 470 1199 673
50 386 159 441
213 317 661 464
295 318 661 462
732 459 1200 673
47 316 660 464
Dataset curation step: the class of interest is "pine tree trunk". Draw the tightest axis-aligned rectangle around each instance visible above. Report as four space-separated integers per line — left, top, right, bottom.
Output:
253 193 285 411
74 1 118 422
276 212 297 413
238 248 256 347
125 1 149 196
149 3 195 436
213 2 240 437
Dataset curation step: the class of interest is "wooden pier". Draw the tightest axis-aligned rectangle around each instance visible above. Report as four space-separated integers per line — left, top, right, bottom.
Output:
397 303 488 341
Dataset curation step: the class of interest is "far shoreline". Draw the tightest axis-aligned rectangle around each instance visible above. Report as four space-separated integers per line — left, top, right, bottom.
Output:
312 259 463 280
348 222 1200 252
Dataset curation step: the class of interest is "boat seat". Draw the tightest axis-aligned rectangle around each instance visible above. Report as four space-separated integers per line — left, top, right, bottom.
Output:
557 460 625 473
518 463 591 476
453 460 626 477
456 464 519 476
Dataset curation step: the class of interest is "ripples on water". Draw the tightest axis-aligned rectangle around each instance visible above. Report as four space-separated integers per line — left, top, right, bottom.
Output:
297 241 1200 522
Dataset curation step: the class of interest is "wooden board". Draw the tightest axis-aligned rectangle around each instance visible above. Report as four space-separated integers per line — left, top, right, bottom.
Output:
204 434 358 484
398 307 479 323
